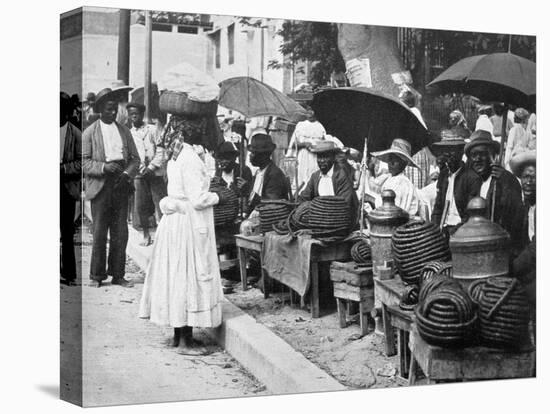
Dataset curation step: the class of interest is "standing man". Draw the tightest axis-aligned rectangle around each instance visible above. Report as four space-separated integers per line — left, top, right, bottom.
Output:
463 130 524 256
60 92 82 286
127 102 167 246
82 88 140 287
430 130 477 234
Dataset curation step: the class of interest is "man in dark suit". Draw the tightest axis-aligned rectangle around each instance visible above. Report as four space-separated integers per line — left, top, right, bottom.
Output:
82 88 140 287
245 133 290 216
60 92 82 285
297 141 359 227
463 130 525 257
430 130 479 235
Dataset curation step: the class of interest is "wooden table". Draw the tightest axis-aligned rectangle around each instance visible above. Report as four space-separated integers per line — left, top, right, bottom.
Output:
235 234 265 293
408 324 535 385
263 239 352 318
374 277 415 378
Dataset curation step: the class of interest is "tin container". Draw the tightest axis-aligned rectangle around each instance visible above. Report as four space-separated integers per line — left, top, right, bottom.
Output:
367 190 409 278
450 197 511 284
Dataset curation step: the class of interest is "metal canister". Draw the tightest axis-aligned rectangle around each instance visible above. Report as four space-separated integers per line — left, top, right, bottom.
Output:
450 197 511 285
367 190 409 278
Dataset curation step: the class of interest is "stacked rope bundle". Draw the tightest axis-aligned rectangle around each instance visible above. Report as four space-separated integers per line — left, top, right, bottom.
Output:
272 201 311 235
307 196 352 239
351 239 372 266
258 201 292 234
419 261 453 289
475 277 531 349
209 177 239 227
401 262 453 311
415 280 477 347
392 219 451 285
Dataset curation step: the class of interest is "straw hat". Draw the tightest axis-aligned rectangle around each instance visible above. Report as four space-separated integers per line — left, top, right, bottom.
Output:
431 129 466 155
509 150 536 177
94 87 129 113
464 130 500 156
309 140 341 154
371 138 420 169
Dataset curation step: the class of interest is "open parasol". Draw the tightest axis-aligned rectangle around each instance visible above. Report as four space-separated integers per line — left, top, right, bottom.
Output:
310 87 434 155
427 52 536 220
218 76 308 123
427 52 536 110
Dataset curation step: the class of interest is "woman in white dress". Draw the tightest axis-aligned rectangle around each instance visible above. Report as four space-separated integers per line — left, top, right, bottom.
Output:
139 115 226 355
286 110 326 192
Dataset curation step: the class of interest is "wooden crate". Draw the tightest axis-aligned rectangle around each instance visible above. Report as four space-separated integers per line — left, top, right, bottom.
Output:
330 261 373 287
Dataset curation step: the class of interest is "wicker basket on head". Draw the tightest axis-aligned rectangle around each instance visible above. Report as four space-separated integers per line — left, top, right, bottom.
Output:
159 90 218 117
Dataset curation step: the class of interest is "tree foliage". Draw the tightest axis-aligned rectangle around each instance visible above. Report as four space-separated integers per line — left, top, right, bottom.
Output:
269 20 346 86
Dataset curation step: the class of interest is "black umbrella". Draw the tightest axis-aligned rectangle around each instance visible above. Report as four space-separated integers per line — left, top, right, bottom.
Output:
310 87 433 155
427 52 536 220
427 52 536 110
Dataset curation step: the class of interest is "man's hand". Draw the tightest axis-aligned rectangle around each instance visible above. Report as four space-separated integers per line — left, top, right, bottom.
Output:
142 166 155 178
236 177 248 191
104 162 124 175
115 171 132 188
491 163 505 180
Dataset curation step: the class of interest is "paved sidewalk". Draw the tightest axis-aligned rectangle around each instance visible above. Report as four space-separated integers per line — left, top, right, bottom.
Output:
61 232 268 407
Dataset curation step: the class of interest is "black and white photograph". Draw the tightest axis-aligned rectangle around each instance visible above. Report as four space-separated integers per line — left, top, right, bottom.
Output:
6 0 547 412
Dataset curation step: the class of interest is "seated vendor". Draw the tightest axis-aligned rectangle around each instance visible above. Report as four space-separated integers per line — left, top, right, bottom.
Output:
240 133 290 236
297 140 359 226
370 138 422 217
214 141 253 200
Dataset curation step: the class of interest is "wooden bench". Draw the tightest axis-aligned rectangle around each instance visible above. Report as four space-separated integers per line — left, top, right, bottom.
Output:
374 277 415 378
235 234 265 294
330 261 375 336
408 324 535 385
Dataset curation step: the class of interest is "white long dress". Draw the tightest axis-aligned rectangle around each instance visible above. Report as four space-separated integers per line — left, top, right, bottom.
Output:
285 120 326 190
139 143 223 328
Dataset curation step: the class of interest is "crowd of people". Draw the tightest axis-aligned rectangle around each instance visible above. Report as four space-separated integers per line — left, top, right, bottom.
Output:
60 81 536 355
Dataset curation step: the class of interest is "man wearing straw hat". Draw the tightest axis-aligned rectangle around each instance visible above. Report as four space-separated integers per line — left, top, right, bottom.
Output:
83 87 140 288
430 130 477 234
370 138 422 217
297 140 359 226
463 130 524 256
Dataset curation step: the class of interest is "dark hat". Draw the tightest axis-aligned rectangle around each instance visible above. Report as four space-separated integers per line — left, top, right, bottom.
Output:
309 140 340 154
94 88 128 113
85 92 96 103
216 141 239 158
431 129 466 154
126 102 146 112
509 150 536 177
247 133 276 153
464 130 500 156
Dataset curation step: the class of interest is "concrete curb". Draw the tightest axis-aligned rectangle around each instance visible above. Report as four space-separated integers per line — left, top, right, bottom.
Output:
126 227 347 395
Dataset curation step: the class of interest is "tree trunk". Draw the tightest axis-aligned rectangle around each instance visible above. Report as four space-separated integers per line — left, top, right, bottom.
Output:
337 25 407 98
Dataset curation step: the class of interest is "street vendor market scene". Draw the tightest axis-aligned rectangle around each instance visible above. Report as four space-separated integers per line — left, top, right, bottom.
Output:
59 7 537 406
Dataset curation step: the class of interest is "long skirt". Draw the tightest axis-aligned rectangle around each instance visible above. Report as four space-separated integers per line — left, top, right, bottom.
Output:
139 198 223 328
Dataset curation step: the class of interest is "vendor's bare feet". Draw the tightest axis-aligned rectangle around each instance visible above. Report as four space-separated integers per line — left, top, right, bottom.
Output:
176 337 210 356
